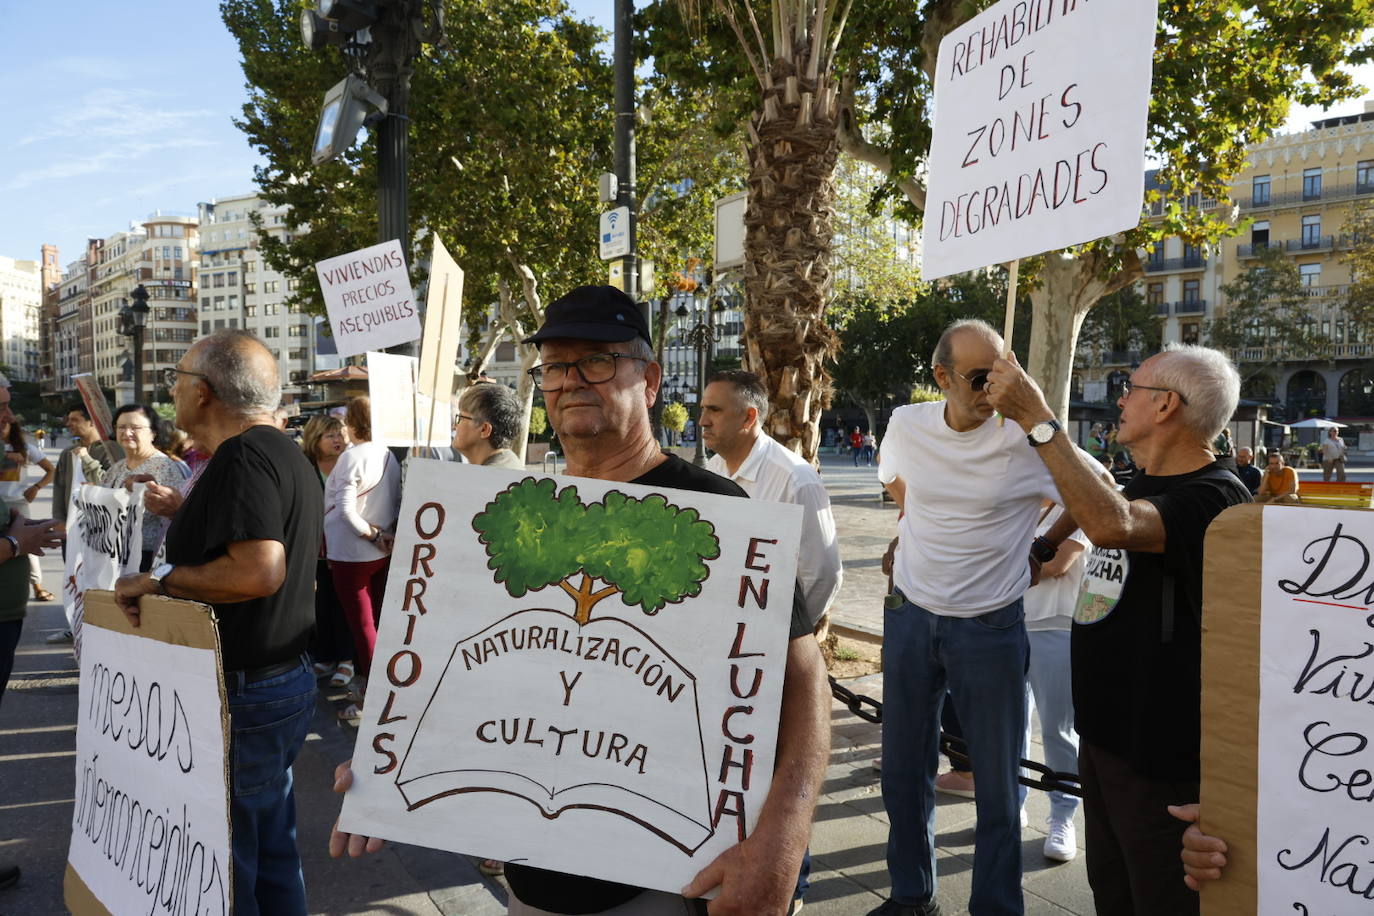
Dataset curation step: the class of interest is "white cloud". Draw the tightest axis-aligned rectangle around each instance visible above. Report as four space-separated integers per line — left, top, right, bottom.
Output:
0 136 218 193
13 87 220 147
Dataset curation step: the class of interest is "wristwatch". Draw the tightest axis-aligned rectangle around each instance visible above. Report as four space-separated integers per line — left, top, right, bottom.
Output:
149 563 176 597
1026 419 1062 448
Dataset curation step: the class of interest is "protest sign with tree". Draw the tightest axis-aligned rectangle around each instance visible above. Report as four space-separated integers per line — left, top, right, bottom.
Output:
473 478 721 624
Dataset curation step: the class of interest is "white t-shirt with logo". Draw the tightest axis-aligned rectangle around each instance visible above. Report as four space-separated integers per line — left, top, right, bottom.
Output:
878 401 1060 618
1024 504 1090 630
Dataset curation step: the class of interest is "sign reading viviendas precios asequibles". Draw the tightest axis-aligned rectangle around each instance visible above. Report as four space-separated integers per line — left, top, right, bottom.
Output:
315 239 422 358
920 0 1157 281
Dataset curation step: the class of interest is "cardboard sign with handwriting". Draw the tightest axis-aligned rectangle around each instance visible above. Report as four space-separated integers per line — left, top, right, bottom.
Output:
65 591 231 916
1201 504 1374 915
339 460 801 894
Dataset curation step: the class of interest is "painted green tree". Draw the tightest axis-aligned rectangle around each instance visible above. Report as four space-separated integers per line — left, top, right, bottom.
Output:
472 478 721 625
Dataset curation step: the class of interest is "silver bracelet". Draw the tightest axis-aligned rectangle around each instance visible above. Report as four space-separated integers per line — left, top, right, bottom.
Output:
2 535 20 557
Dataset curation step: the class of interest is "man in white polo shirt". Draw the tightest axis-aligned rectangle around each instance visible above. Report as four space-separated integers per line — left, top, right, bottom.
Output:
870 319 1065 916
701 369 842 627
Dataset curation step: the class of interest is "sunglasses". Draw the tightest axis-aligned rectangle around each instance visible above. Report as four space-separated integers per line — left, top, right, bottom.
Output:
950 367 991 391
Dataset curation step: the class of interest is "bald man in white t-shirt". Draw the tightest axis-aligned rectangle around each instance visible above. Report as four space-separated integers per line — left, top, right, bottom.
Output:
868 319 1067 916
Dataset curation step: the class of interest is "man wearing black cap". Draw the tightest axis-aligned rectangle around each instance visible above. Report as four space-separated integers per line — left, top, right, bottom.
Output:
332 285 829 916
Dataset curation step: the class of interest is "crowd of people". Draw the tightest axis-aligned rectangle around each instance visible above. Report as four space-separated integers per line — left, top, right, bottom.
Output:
0 290 1319 913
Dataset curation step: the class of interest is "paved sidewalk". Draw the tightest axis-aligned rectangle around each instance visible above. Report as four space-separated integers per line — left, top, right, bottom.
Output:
0 448 1096 915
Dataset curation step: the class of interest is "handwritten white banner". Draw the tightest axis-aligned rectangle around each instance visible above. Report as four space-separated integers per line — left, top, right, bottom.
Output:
67 593 230 916
316 240 421 358
339 460 801 893
63 483 145 664
1258 507 1374 914
920 0 1156 280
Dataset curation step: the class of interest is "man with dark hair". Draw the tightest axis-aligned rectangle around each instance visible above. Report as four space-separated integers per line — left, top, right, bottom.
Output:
332 286 829 916
702 369 842 627
453 382 524 469
115 330 323 916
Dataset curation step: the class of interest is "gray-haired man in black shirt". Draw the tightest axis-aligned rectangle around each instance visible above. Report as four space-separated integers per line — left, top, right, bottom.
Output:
115 329 322 916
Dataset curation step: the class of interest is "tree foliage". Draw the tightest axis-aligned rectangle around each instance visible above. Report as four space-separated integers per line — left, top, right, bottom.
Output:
661 401 688 433
1076 287 1162 359
1344 203 1374 331
472 478 720 624
1206 245 1327 382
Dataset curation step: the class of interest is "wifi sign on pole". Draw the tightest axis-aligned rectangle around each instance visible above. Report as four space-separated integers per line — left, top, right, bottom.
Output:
599 205 631 260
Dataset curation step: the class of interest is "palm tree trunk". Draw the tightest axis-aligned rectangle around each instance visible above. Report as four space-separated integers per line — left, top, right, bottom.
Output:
741 54 841 463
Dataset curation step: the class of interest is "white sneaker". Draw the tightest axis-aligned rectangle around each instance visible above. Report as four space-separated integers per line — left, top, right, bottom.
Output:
1044 816 1077 862
1019 808 1028 828
45 629 73 644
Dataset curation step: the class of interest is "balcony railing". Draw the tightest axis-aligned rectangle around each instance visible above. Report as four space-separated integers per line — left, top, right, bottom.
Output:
1287 235 1334 253
1143 256 1207 273
1238 182 1374 210
1153 301 1170 316
1173 299 1207 315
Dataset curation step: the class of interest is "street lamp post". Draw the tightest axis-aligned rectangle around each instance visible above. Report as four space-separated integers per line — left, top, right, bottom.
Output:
130 284 149 403
676 292 724 468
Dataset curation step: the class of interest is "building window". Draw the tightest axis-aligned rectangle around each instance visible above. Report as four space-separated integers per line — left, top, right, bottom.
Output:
228 295 239 309
227 271 238 285
245 262 256 274
1183 243 1202 262
214 296 225 310
215 319 225 330
1181 322 1200 344
289 324 306 337
1147 283 1164 305
289 348 306 360
1303 167 1322 200
264 304 279 316
229 319 238 329
1359 160 1374 192
286 278 299 291
1252 175 1271 206
1300 263 1321 287
1183 279 1201 303
265 326 280 338
1301 214 1322 247
244 282 256 295
245 305 257 317
263 280 279 294
1251 220 1269 247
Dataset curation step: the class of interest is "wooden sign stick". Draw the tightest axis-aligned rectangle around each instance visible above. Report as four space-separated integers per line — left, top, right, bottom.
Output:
999 258 1019 426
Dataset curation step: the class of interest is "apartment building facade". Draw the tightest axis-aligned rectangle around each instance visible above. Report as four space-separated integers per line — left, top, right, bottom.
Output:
0 254 44 382
1075 104 1374 420
197 194 317 404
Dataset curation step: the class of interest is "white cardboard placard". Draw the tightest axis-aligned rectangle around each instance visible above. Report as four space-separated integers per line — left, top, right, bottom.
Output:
316 240 421 358
920 0 1156 280
1257 507 1374 914
366 351 453 449
339 460 801 894
66 592 231 916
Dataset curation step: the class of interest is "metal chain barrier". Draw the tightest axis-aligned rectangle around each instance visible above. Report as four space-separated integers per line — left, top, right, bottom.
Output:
830 675 1083 798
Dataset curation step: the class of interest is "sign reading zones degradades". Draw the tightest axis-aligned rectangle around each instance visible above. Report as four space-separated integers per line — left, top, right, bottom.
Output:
919 0 1156 281
316 239 422 358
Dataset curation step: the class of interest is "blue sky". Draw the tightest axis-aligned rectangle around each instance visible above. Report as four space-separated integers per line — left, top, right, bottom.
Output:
0 1 1366 270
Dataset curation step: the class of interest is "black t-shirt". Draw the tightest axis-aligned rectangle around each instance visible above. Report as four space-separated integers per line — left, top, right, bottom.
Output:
1236 463 1261 495
505 452 809 914
1071 461 1251 782
165 425 322 672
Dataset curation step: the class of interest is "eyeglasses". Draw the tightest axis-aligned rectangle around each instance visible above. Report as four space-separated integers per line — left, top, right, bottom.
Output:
1122 380 1189 405
164 366 214 391
528 352 648 392
454 413 478 426
115 424 152 433
949 367 991 391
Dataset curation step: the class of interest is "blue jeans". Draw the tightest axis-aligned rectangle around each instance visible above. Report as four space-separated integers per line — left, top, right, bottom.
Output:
228 659 315 916
1020 629 1080 822
881 595 1028 915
